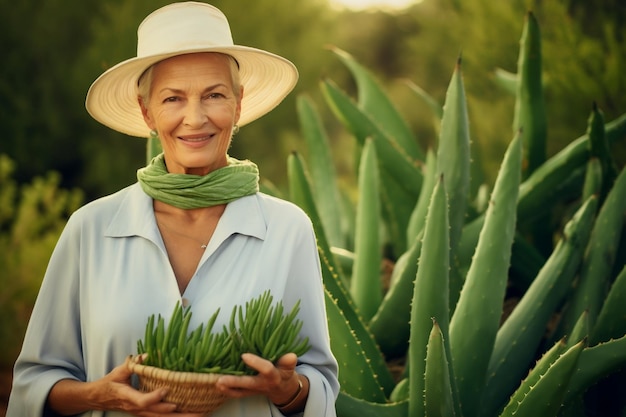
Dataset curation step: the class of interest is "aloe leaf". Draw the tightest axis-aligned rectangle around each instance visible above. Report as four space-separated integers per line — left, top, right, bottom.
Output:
409 176 459 417
287 152 347 288
521 166 587 227
330 246 354 279
436 56 471 302
146 135 162 163
369 234 422 358
320 78 421 255
564 334 626 402
437 56 471 249
458 113 626 276
319 77 422 195
390 378 410 402
339 187 357 249
259 178 284 199
582 157 603 203
500 338 568 415
590 265 626 345
556 166 626 339
471 183 490 215
379 169 416 256
566 311 589 349
500 340 585 417
319 246 396 395
516 112 626 224
513 11 547 177
482 196 597 416
453 213 483 277
407 148 437 245
405 79 444 120
515 11 551 255
508 232 546 292
493 67 518 95
586 102 619 202
320 79 422 196
324 287 387 402
330 46 423 161
449 132 522 417
425 319 457 417
296 94 346 248
351 139 382 322
287 152 390 388
336 391 408 417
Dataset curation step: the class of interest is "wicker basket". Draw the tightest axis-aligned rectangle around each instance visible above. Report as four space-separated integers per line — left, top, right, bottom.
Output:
127 355 228 413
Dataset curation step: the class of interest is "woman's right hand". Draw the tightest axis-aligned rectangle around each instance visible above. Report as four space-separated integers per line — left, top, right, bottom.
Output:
47 357 206 416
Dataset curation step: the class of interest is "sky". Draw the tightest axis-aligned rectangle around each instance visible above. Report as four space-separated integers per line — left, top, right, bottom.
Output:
330 0 419 11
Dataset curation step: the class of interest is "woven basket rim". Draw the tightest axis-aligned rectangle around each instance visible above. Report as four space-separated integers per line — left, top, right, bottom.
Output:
127 355 224 385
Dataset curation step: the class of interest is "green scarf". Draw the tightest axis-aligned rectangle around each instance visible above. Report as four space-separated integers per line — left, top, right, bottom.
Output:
137 153 259 209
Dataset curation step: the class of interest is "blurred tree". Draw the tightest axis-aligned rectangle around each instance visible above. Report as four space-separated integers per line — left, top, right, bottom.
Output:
0 0 106 188
534 0 626 154
0 155 83 367
73 0 161 199
563 0 625 41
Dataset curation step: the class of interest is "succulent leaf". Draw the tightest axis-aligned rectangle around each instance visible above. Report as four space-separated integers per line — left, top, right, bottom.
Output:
425 320 457 417
351 139 383 321
449 132 522 417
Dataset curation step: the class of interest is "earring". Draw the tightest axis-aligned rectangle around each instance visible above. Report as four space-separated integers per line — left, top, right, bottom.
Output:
149 129 158 139
232 124 240 136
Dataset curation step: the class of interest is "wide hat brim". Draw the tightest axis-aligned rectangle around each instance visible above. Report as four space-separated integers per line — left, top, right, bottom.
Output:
85 2 298 138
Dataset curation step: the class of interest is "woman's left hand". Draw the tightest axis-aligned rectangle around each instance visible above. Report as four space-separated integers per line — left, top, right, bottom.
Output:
215 352 303 406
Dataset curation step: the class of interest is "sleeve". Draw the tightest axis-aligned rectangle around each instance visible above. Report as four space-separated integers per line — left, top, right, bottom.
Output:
6 214 85 417
278 212 339 417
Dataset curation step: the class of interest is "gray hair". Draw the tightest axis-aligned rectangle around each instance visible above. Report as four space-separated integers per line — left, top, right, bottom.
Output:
137 53 241 106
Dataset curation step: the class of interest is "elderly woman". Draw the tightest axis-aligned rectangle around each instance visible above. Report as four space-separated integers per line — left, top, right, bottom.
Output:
7 2 338 416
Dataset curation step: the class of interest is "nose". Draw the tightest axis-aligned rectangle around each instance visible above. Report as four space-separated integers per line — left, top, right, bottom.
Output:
183 100 208 128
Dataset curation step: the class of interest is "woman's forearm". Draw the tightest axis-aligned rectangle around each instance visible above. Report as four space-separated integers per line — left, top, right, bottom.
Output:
47 378 99 415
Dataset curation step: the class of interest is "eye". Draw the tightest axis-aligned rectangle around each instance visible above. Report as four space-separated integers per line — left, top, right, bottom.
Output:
163 96 180 103
204 92 226 100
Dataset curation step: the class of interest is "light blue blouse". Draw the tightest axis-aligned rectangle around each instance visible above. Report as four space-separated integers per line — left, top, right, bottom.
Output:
7 183 339 417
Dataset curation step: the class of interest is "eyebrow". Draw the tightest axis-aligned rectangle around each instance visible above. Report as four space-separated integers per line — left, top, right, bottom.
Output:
158 83 229 95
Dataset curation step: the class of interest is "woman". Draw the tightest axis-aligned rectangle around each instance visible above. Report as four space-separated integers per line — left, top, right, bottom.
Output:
7 2 339 416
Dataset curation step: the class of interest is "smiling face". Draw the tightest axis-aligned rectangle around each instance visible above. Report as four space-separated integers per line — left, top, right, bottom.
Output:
139 53 243 175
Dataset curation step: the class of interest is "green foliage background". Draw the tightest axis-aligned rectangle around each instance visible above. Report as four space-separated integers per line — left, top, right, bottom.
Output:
0 0 624 406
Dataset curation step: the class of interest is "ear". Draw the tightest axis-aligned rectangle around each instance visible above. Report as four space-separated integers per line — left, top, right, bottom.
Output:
138 96 155 130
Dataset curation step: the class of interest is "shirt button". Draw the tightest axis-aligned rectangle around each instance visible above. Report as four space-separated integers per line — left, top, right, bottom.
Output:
182 298 190 307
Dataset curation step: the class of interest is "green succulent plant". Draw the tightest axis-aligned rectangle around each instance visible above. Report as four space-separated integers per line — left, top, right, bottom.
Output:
136 291 310 376
284 10 626 417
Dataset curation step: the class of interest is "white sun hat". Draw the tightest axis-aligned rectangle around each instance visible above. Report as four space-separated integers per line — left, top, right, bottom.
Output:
85 1 299 138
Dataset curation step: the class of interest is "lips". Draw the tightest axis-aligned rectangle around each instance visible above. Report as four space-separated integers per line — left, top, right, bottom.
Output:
178 133 214 142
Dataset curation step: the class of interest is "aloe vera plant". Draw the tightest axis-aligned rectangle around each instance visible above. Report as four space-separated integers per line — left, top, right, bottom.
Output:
277 9 626 417
482 195 598 416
